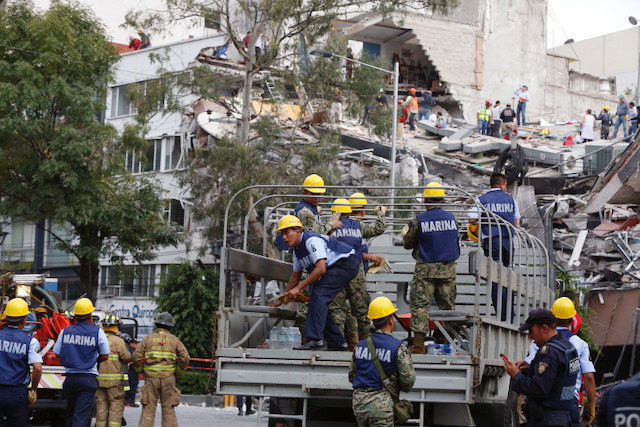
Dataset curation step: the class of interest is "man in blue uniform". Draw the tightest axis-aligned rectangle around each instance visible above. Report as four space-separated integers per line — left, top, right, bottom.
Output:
0 298 43 427
403 182 460 354
470 173 520 321
598 370 640 426
519 298 596 426
54 297 110 427
502 309 579 427
349 297 415 426
279 215 360 350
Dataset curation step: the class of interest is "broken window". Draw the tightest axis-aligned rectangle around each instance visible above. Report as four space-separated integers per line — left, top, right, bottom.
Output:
164 199 185 229
163 136 183 171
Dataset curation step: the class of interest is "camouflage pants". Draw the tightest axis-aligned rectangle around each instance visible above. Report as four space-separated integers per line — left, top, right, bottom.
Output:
410 261 457 334
139 375 180 427
352 389 394 427
329 268 371 340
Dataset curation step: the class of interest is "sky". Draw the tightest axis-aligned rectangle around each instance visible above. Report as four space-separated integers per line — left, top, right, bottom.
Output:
31 0 640 48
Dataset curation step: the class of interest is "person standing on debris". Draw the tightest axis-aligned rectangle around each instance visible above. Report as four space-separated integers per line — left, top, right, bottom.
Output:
598 370 640 426
349 297 415 426
491 100 503 138
514 85 530 126
346 48 354 79
629 101 638 137
477 101 491 135
580 109 596 143
279 215 360 350
419 90 436 121
96 315 131 427
403 182 460 354
133 312 190 427
469 173 519 321
502 309 579 427
598 106 613 140
404 88 419 132
128 36 141 51
137 29 150 49
500 103 517 137
518 297 596 426
613 95 630 139
294 174 341 234
53 298 110 427
328 195 387 349
242 31 252 52
0 298 43 427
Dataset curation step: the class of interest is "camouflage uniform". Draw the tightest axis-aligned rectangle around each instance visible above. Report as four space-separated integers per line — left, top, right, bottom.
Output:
349 330 416 426
330 211 387 342
403 217 457 334
96 332 131 427
296 205 334 234
132 327 190 427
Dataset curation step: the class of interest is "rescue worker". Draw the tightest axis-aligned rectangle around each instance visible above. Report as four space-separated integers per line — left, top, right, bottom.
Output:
328 195 387 348
349 297 415 426
469 173 520 321
502 309 579 427
403 182 460 354
295 174 341 234
96 315 131 427
279 215 360 350
478 101 491 135
0 298 43 427
53 297 110 427
598 106 613 140
404 88 419 131
518 297 596 426
121 333 139 407
597 370 640 426
132 312 190 427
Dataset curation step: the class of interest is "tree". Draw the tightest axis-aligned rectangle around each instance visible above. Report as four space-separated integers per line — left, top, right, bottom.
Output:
155 263 219 357
0 1 180 301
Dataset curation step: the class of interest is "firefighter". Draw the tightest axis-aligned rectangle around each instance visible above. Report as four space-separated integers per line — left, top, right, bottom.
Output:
349 297 415 426
133 312 190 427
53 297 110 427
328 195 387 349
403 182 460 354
279 214 360 350
294 174 341 233
96 315 131 427
0 298 43 427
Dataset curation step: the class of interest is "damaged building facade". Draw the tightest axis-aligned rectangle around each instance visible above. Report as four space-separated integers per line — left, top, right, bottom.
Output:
337 0 616 122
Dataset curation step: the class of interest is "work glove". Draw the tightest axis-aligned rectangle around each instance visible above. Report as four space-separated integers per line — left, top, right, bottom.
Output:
401 225 409 237
583 401 596 425
374 205 387 215
28 388 37 407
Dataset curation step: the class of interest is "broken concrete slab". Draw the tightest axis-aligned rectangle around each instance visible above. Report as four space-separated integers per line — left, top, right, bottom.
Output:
416 120 456 137
438 137 462 151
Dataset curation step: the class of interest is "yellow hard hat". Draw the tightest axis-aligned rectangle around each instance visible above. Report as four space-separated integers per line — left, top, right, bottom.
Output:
467 223 479 242
276 215 304 232
303 174 326 194
423 181 445 198
367 296 398 319
74 298 95 316
551 297 577 320
349 192 368 209
603 105 610 111
4 298 29 317
331 198 352 214
541 128 549 135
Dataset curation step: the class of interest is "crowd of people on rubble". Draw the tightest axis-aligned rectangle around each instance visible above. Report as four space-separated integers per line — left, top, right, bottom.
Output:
0 296 188 427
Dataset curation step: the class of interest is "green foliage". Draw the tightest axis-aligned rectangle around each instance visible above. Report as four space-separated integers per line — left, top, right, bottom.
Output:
156 263 219 358
555 274 599 351
176 369 216 394
0 2 179 299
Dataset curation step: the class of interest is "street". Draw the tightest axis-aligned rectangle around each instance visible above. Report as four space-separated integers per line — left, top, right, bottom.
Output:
121 405 260 427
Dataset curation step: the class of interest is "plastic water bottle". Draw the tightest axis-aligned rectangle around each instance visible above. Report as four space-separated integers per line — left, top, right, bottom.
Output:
441 344 451 355
287 327 301 349
269 327 284 349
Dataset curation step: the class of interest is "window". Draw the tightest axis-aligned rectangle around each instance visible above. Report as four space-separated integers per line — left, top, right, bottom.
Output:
163 136 183 170
99 265 159 298
125 136 183 173
110 85 132 117
125 151 142 173
144 139 163 172
165 199 185 229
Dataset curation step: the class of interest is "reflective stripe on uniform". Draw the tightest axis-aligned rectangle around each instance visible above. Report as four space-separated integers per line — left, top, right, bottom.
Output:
97 373 124 380
108 354 120 361
96 422 107 427
107 422 122 427
145 351 176 360
145 364 176 372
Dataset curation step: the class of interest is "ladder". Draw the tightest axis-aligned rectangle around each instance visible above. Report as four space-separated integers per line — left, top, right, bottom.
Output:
259 70 283 102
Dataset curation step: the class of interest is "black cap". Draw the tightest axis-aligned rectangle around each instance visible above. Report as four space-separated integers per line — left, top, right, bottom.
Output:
518 309 557 332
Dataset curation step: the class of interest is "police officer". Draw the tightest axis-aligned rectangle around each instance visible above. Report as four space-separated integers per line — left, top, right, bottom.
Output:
294 174 341 233
598 370 640 426
0 298 43 427
349 297 415 426
132 312 190 427
519 297 596 426
470 173 520 321
502 309 579 427
328 196 387 348
96 315 131 427
53 297 110 427
279 215 360 350
403 182 460 354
